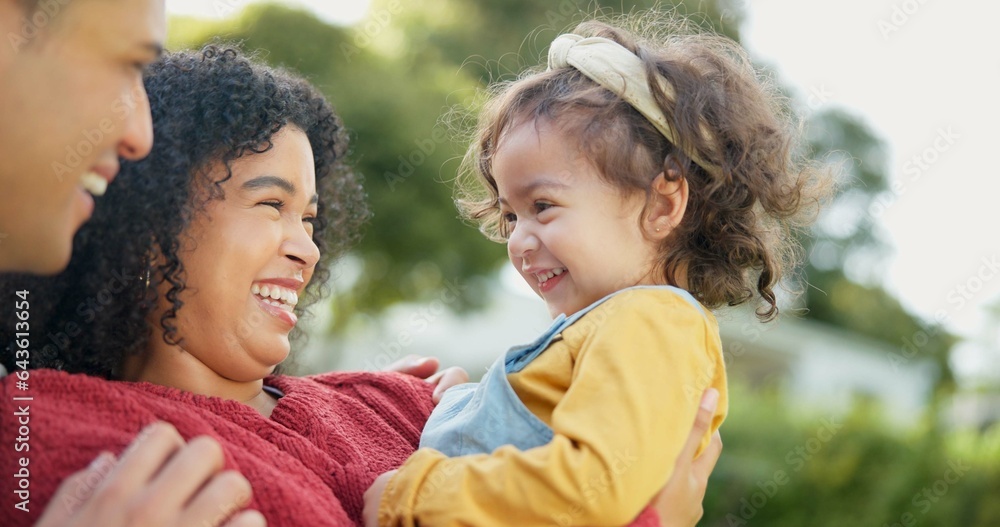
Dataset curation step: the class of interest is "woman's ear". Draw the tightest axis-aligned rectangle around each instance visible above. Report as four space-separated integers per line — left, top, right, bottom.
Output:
645 165 689 240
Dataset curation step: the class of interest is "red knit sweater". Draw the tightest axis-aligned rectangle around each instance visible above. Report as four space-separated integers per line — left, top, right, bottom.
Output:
0 370 662 526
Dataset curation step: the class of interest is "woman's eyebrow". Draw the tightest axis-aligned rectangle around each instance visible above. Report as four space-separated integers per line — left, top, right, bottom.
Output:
241 175 296 195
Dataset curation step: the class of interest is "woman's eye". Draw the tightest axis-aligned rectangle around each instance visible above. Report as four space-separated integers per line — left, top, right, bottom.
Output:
260 200 284 210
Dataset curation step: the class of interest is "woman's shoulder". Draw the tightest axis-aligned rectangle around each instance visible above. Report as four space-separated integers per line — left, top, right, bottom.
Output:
269 370 436 427
275 369 434 400
1 368 140 403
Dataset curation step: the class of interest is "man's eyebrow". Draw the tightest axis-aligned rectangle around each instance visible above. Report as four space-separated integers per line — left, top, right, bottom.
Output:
143 42 165 57
241 175 296 195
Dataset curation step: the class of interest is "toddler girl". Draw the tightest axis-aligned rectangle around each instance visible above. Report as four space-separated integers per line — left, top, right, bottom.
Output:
366 16 828 527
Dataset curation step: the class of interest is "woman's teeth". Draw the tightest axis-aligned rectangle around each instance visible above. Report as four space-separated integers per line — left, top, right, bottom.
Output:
251 283 299 309
80 172 108 196
536 268 566 284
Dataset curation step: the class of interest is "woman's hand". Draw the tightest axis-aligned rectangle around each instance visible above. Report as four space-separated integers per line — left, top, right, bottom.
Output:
651 388 723 527
363 470 398 527
36 422 266 527
383 354 469 404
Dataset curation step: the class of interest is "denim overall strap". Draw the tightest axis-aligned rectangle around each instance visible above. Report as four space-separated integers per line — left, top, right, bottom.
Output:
418 350 556 455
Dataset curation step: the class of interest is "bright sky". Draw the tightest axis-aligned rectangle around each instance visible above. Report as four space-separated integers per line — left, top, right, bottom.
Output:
166 0 1000 379
742 0 1000 380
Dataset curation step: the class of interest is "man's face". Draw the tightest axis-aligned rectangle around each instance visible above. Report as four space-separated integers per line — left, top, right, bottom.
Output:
0 0 166 274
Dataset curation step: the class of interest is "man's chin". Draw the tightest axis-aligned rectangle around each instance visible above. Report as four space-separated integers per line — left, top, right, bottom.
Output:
0 236 72 275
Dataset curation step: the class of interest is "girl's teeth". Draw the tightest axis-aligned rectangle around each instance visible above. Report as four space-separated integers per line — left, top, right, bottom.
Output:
538 268 566 283
269 288 281 300
260 285 270 298
251 283 260 295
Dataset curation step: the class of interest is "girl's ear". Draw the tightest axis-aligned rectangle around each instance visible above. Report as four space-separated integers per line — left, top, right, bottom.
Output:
645 165 688 240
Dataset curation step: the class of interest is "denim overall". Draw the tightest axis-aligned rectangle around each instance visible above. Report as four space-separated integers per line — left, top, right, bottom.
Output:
419 285 706 457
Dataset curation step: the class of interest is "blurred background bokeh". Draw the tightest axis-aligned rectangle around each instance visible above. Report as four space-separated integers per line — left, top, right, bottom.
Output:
166 1 997 524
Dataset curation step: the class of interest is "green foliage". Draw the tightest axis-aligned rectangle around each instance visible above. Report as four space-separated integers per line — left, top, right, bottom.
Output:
703 385 996 526
798 109 957 394
166 0 747 325
167 3 958 392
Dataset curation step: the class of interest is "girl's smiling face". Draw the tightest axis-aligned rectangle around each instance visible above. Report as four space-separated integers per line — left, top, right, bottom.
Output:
147 125 320 383
493 120 663 318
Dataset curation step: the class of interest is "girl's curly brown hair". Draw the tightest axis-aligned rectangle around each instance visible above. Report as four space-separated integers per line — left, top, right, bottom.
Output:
456 17 833 321
0 45 368 377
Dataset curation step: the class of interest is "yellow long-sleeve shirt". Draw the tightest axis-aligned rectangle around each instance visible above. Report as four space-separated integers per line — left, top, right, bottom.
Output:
379 288 728 526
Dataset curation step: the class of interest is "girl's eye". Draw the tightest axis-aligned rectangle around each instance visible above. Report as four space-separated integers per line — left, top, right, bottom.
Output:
534 202 552 214
502 212 517 223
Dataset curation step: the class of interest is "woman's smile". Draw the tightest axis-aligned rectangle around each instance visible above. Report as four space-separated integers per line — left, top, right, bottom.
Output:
250 279 303 327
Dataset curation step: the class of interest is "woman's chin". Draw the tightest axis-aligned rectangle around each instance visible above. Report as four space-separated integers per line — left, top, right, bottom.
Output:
243 341 291 377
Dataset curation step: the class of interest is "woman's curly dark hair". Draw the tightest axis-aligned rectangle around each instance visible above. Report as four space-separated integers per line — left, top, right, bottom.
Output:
0 45 368 377
456 16 834 321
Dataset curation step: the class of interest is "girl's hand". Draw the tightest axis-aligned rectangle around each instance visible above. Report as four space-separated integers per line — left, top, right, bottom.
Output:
652 388 723 527
363 470 398 527
383 354 469 404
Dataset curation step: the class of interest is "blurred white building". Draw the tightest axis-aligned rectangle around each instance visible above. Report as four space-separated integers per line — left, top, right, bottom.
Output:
299 271 938 427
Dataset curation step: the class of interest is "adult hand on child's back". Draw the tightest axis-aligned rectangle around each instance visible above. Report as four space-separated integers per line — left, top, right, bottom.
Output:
36 422 266 527
384 354 470 404
363 469 397 527
653 388 723 527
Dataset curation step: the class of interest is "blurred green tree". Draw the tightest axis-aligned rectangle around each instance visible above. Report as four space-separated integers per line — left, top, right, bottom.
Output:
167 1 954 394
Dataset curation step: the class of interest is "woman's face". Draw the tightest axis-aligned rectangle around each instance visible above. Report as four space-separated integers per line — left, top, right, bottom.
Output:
153 126 320 382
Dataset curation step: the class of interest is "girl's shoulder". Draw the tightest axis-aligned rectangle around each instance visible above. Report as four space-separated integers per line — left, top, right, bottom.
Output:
589 285 708 320
561 285 718 344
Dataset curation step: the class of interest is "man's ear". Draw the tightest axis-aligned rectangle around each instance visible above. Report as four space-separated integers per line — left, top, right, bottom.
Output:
644 165 689 240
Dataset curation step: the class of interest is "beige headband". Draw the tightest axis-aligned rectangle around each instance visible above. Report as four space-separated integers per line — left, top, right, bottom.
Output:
547 33 717 174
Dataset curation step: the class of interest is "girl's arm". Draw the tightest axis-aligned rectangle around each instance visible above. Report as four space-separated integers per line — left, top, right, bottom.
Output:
369 290 727 527
365 388 723 527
